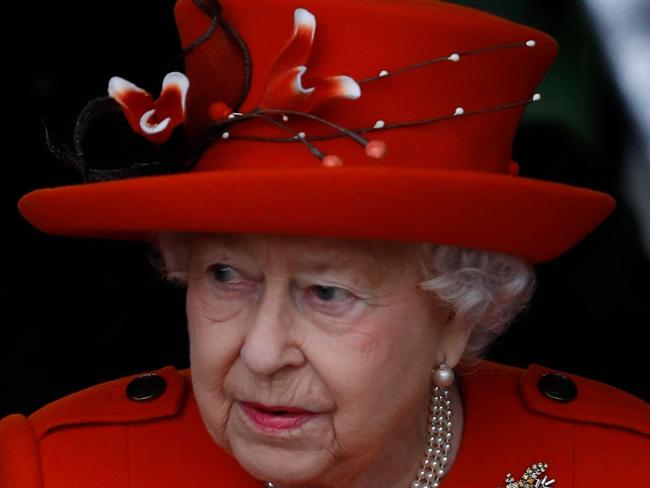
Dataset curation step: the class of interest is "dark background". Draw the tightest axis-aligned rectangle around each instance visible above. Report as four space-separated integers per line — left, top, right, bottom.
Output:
3 0 649 418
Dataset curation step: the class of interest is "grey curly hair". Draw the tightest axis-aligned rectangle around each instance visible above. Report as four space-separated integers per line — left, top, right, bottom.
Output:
148 231 535 369
414 244 535 367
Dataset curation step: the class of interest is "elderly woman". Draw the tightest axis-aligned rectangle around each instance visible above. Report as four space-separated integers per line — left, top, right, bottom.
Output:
2 0 648 487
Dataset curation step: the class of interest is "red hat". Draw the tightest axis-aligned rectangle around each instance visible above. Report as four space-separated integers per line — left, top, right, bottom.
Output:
17 0 615 263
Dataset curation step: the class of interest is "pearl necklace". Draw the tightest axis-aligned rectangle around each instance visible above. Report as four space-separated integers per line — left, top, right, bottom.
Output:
264 384 452 488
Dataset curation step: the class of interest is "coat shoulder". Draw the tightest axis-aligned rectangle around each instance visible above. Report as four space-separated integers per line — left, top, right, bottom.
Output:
516 361 649 482
0 365 260 488
27 365 189 440
516 362 649 437
0 413 42 487
473 359 649 436
462 360 650 484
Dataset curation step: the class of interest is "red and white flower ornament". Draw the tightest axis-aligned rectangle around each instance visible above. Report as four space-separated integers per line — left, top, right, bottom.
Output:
246 7 386 166
108 72 189 144
259 8 361 113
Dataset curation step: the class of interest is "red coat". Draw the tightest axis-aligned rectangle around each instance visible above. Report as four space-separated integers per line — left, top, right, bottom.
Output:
1 360 648 487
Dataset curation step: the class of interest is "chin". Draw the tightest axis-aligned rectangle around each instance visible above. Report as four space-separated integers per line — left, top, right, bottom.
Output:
230 439 332 486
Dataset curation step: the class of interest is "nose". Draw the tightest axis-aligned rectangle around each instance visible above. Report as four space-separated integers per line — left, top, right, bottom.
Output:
240 279 306 376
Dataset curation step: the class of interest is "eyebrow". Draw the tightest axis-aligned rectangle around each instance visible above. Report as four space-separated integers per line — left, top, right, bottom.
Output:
292 254 359 272
195 236 394 289
201 237 367 272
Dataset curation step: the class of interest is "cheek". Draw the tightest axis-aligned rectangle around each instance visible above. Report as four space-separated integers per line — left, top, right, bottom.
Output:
186 285 246 448
186 286 244 372
318 300 436 449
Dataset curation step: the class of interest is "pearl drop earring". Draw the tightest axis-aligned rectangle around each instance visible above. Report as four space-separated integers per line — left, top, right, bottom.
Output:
410 360 454 488
432 361 455 388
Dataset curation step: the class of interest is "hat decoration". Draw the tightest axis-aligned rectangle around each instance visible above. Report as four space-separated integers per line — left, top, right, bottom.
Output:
20 0 616 263
107 72 189 145
257 8 361 113
43 0 542 182
42 0 250 183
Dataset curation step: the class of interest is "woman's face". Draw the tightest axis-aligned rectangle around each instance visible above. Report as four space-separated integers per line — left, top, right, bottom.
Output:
182 232 454 486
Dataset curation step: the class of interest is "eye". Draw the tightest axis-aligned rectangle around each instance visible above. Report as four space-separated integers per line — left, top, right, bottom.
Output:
207 263 258 297
211 263 238 283
309 285 354 303
208 263 252 288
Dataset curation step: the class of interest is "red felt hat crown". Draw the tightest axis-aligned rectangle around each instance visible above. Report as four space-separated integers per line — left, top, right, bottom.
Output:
17 0 615 263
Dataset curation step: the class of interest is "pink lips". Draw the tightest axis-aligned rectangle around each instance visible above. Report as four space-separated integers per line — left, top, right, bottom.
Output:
241 402 318 431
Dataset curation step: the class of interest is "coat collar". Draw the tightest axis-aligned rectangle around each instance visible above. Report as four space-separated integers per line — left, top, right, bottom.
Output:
28 359 648 486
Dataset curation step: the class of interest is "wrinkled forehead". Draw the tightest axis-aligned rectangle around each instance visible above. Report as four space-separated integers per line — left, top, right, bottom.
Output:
187 232 421 281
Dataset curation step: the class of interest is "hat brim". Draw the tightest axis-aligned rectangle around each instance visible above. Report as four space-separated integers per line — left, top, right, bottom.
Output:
17 167 614 263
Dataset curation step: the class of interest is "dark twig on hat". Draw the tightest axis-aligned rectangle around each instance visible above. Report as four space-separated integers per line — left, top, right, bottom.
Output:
250 113 327 161
187 38 538 166
357 40 535 84
212 96 539 143
44 95 198 182
42 118 82 173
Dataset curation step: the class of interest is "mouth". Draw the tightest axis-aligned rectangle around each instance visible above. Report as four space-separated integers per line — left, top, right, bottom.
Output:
240 401 319 432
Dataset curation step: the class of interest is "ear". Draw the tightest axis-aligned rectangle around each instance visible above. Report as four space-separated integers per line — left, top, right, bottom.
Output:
155 231 191 285
437 315 474 371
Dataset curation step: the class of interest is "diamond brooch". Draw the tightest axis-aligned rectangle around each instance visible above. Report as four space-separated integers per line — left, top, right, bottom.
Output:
498 462 556 488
